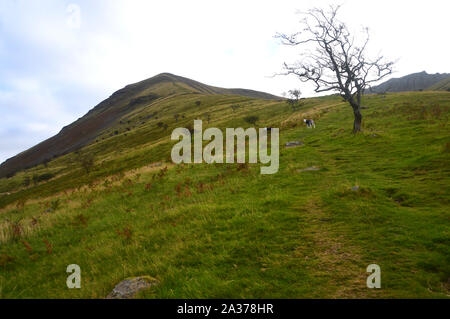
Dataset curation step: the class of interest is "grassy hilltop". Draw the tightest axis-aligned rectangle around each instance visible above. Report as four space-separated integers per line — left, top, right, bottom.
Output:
0 82 449 298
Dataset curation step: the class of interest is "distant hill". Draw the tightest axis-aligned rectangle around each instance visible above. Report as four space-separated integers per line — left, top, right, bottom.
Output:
427 77 450 91
368 71 450 93
0 73 280 178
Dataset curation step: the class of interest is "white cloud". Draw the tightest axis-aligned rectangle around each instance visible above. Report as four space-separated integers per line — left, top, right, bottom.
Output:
66 3 82 29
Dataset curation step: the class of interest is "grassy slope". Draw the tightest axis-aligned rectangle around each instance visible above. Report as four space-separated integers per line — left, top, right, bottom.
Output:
0 92 271 205
0 91 449 298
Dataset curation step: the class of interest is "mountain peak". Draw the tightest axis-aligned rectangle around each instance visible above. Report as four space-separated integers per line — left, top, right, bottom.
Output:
369 71 450 93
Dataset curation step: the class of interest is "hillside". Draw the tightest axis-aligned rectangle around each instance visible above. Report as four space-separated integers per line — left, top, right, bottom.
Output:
0 89 449 298
0 73 280 179
428 77 450 91
369 71 450 93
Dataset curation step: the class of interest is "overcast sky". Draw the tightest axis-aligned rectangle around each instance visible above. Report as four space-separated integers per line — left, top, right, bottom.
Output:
0 0 449 163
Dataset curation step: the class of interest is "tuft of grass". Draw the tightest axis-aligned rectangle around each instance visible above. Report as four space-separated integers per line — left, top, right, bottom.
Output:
50 199 61 211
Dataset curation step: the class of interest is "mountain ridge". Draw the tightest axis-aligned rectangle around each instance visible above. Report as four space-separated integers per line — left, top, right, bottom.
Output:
368 71 450 93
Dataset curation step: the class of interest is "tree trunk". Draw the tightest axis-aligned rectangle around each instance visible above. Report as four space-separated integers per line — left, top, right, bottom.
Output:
352 106 362 134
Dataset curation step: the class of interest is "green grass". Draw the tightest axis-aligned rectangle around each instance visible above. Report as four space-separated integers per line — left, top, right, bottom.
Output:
0 91 449 298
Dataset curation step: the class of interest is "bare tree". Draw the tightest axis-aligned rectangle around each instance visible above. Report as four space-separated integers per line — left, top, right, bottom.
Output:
277 5 394 133
287 89 302 111
289 89 302 101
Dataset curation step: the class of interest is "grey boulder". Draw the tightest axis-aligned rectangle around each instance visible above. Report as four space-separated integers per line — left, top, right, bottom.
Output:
106 276 159 299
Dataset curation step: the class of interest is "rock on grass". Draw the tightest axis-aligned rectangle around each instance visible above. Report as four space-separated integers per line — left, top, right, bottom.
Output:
106 276 159 299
